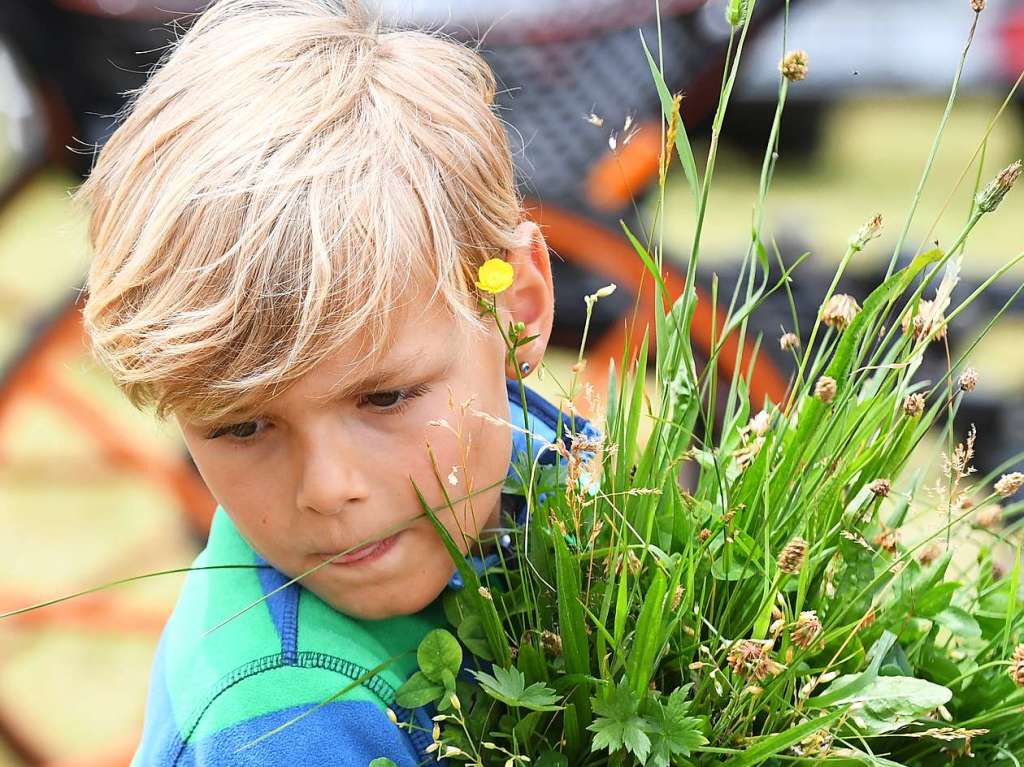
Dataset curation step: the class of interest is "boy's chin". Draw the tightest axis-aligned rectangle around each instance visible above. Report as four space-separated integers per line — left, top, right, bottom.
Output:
321 578 446 621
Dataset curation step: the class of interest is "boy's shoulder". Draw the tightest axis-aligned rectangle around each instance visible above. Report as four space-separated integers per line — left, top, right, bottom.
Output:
133 505 444 765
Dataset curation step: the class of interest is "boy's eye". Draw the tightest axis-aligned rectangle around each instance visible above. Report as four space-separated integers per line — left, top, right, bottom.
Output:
204 384 430 443
365 390 403 408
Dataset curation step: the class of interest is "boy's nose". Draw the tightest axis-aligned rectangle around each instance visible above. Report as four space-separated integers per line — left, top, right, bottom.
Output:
296 445 371 516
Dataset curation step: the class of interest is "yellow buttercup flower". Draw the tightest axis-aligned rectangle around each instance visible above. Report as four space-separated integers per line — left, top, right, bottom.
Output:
475 258 514 294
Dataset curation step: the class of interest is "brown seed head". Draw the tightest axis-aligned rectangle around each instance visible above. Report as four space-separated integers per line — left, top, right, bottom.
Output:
815 376 837 403
728 639 779 681
973 505 1003 530
870 479 892 498
540 630 563 657
780 332 800 351
699 527 712 542
821 294 861 331
995 472 1024 498
874 528 900 554
903 393 926 417
780 49 809 81
958 367 979 393
1010 644 1024 687
971 0 986 11
791 611 823 650
901 299 947 342
778 537 808 575
918 543 942 566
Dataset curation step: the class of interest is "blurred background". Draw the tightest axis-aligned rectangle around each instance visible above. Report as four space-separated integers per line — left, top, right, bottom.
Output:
0 0 1022 763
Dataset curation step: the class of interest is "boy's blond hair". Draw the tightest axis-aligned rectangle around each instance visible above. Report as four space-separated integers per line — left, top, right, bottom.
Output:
73 0 521 424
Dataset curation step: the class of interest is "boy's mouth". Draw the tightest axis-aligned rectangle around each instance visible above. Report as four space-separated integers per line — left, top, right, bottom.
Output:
319 532 402 566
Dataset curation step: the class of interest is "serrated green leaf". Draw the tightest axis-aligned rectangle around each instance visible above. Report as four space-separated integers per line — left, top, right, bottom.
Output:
646 687 708 767
587 678 653 763
469 665 563 711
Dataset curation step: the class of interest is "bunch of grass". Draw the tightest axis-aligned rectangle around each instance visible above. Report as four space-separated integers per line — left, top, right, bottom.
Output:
389 1 1024 764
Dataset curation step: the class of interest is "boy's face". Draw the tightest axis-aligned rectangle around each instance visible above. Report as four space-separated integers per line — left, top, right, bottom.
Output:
175 222 553 620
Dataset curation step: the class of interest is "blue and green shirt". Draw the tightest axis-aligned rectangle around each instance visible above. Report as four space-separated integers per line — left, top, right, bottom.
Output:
131 379 599 765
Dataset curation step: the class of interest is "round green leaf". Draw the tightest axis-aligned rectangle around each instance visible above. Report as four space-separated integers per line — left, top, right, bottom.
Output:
417 628 463 683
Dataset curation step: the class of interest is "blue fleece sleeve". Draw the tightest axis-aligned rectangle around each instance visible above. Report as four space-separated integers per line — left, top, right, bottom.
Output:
174 699 422 767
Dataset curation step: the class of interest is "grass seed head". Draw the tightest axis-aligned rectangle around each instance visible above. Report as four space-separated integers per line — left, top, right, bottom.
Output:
780 332 800 351
995 472 1024 497
976 160 1021 213
958 367 979 392
874 528 900 555
918 543 942 565
778 537 808 574
780 49 809 81
821 294 861 330
815 376 838 403
901 299 947 342
903 393 926 417
972 0 986 11
973 504 1002 529
791 611 823 650
870 479 892 497
728 639 781 681
1010 645 1024 687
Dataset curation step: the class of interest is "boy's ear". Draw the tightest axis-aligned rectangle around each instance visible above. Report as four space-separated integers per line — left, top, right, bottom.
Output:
500 220 553 379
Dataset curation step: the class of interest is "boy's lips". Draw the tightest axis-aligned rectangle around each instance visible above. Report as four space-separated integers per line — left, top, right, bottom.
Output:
318 532 402 565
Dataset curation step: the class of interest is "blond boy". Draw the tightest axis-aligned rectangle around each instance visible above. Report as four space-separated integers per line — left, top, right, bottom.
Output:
73 0 598 762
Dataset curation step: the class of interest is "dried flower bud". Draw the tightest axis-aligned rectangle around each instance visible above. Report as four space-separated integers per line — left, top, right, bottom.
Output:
386 707 399 725
973 505 1003 530
777 537 808 574
995 472 1024 497
1010 644 1024 687
780 332 800 351
976 160 1021 214
780 49 809 81
901 299 947 342
728 639 780 681
540 630 563 657
972 0 986 11
874 528 900 554
815 376 837 403
903 393 926 417
850 213 883 252
749 410 771 436
820 294 861 330
870 479 892 498
791 610 823 650
699 527 712 542
594 283 617 299
958 367 978 392
918 543 942 566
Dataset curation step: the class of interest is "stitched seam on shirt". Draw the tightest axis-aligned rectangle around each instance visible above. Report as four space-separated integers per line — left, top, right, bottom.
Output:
281 586 299 665
167 652 403 765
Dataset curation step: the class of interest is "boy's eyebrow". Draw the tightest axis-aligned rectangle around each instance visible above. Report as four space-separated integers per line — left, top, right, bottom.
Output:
310 351 442 404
